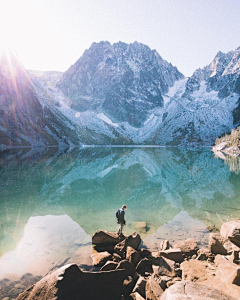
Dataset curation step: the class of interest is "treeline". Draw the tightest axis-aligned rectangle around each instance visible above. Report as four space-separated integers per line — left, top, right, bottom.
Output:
215 126 240 147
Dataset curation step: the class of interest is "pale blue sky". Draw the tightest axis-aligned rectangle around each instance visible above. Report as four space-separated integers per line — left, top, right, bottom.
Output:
1 0 240 76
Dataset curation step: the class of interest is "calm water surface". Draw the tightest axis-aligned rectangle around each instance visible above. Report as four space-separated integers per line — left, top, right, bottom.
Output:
0 146 240 298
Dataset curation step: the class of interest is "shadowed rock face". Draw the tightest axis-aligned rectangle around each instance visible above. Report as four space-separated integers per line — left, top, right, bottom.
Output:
16 264 127 300
58 41 184 127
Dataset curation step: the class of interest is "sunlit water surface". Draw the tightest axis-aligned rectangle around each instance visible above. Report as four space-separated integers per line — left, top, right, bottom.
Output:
0 147 240 298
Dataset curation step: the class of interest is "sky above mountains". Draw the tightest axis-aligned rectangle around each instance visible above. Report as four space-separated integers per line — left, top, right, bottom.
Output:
1 0 240 77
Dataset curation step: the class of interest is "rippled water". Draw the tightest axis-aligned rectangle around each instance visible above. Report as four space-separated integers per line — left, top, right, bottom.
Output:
0 147 240 298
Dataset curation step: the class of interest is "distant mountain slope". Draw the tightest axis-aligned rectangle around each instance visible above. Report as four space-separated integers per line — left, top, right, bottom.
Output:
58 41 184 127
1 43 240 148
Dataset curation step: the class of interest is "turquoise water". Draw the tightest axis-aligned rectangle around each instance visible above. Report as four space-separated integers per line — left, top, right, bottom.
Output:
0 147 240 297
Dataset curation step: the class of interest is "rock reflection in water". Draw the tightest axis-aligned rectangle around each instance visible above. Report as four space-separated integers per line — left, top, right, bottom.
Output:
0 215 92 280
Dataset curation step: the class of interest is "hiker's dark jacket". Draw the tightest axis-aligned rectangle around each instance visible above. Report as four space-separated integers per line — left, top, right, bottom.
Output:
117 208 125 223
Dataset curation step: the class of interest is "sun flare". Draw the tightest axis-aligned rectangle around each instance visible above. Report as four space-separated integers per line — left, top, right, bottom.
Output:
0 0 60 70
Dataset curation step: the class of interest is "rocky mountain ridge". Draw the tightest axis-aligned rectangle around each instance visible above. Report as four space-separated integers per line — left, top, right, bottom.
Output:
1 42 240 148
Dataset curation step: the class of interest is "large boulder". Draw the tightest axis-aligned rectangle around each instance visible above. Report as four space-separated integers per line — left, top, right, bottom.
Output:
215 260 240 285
180 259 212 282
92 230 125 245
16 264 127 300
91 251 112 267
200 275 240 299
220 220 240 247
152 256 177 278
174 238 198 257
209 233 238 255
145 274 164 300
160 280 233 300
114 233 141 257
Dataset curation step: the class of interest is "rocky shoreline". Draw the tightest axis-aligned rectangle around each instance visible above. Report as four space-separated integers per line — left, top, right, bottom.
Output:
212 142 240 156
16 220 240 300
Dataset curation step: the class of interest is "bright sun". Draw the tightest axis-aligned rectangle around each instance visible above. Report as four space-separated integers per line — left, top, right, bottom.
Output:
0 0 63 71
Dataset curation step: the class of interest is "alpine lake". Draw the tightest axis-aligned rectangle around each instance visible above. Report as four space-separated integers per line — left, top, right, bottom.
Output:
1 146 240 298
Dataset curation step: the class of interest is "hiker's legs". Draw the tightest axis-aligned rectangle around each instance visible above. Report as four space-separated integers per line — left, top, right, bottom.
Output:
118 222 124 235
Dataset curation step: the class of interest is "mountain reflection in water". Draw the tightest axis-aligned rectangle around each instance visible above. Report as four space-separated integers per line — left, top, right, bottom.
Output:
0 146 240 297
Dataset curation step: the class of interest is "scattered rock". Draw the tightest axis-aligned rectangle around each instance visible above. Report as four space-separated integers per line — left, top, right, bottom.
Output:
209 233 237 255
140 248 151 258
180 259 212 282
122 275 135 296
129 292 145 300
145 274 164 300
159 248 184 263
174 238 198 257
196 248 212 260
136 258 153 276
91 251 112 267
159 240 169 251
112 253 122 262
152 256 177 278
100 261 118 271
132 276 147 299
126 246 141 267
215 260 240 285
16 264 127 300
200 275 240 299
160 280 233 300
220 220 240 248
116 259 136 277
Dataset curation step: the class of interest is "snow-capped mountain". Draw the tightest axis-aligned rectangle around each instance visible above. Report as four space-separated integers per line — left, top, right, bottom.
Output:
1 42 240 148
58 41 184 127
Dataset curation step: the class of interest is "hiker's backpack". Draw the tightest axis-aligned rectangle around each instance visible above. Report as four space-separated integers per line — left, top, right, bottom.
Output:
116 209 120 219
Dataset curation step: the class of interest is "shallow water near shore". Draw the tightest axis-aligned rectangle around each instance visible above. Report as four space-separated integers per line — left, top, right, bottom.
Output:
0 146 240 298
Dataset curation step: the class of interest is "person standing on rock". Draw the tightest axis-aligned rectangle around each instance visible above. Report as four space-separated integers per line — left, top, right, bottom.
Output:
116 205 127 235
